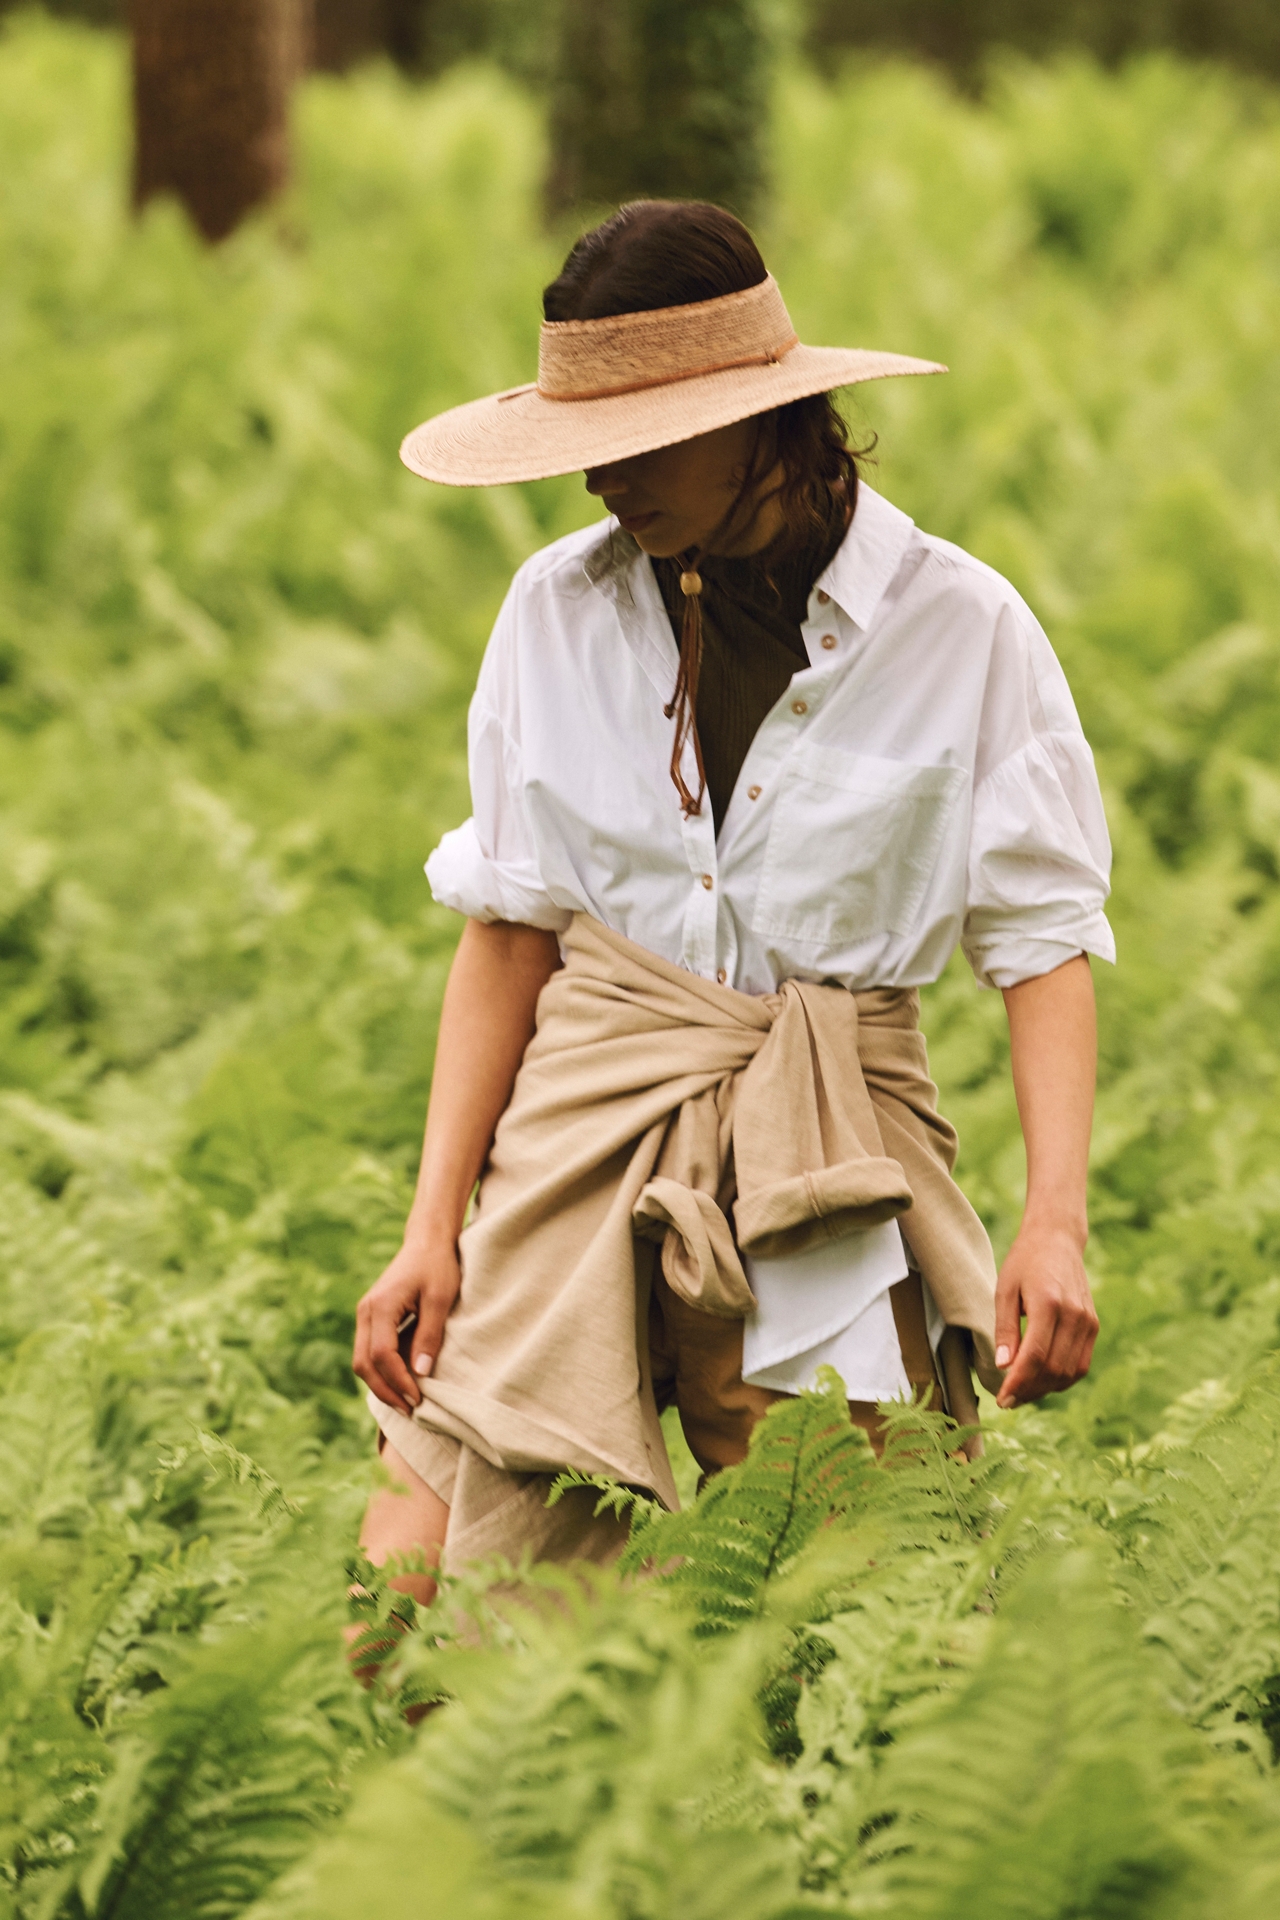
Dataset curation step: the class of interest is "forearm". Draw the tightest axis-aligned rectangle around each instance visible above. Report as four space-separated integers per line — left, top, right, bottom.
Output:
1002 953 1095 1246
404 917 562 1248
994 953 1099 1406
355 917 562 1411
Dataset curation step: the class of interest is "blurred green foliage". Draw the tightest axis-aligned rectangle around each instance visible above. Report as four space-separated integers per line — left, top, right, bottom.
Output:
810 0 1280 82
3 13 1280 1918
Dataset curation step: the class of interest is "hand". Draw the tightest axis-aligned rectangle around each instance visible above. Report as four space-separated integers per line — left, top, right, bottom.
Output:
994 1223 1098 1409
353 1233 462 1416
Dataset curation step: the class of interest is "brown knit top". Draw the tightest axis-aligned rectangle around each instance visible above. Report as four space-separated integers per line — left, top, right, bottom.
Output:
651 498 848 833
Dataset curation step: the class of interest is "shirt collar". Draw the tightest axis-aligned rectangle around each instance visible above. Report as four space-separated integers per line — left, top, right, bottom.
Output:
582 520 641 596
816 482 916 631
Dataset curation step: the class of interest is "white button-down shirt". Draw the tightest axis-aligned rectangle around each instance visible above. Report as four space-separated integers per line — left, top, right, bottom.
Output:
427 483 1115 1400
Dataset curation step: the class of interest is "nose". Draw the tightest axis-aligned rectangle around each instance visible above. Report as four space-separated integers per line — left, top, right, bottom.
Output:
585 463 628 497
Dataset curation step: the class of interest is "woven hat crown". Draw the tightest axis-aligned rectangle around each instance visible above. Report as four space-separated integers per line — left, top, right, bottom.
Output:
536 276 799 403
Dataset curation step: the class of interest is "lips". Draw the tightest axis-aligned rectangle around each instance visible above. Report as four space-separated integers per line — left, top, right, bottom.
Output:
613 509 659 535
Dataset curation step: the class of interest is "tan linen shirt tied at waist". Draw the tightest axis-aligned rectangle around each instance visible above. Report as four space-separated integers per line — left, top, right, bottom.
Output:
374 914 1000 1531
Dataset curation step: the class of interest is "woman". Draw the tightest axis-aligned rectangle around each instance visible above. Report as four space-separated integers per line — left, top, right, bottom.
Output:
352 201 1111 1602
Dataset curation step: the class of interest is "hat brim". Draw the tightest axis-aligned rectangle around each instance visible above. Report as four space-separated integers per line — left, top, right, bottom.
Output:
400 345 945 487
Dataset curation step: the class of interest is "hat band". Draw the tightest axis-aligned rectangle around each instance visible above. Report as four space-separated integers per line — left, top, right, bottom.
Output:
537 337 800 404
536 274 799 403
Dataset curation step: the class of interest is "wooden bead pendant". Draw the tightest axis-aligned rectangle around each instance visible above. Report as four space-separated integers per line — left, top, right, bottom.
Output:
679 569 703 597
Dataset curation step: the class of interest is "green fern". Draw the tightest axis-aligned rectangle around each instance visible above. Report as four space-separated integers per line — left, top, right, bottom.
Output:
824 1550 1280 1920
317 1561 830 1920
618 1369 884 1628
1100 1358 1280 1757
0 1589 114 1920
78 1623 352 1920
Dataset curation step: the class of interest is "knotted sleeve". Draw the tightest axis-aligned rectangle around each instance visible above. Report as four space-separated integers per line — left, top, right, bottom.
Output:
731 983 914 1259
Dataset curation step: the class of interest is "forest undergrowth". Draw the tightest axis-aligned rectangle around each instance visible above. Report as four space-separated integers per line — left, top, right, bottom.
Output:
3 16 1280 1917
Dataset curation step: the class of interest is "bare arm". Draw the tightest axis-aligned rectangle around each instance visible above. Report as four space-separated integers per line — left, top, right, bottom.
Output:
994 953 1099 1409
353 917 562 1415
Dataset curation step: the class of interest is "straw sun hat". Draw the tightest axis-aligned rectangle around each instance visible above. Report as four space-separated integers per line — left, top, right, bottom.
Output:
400 273 945 488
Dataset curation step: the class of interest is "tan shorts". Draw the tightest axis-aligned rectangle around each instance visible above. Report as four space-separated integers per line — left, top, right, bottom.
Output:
648 1269 943 1484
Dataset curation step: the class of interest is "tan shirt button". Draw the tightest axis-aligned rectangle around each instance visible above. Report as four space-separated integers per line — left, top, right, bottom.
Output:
701 873 714 890
716 968 727 984
791 699 808 716
816 589 830 605
747 784 761 800
821 633 837 650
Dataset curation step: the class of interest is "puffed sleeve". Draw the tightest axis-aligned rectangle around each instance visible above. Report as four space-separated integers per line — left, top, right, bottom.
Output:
962 600 1116 990
424 590 574 933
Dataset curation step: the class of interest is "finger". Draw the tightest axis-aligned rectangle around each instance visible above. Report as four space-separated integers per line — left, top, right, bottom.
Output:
1038 1286 1096 1388
352 1301 374 1385
371 1346 420 1414
1046 1321 1086 1390
353 1301 408 1405
368 1307 423 1412
1004 1322 1083 1404
364 1368 415 1416
996 1313 1055 1407
993 1273 1024 1377
1074 1308 1099 1379
355 1304 415 1415
410 1287 455 1382
1057 1304 1099 1387
1038 1304 1085 1394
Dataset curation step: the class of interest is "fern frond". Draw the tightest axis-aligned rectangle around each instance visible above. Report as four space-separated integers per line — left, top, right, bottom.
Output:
547 1467 661 1531
152 1430 303 1523
833 1549 1275 1920
79 1619 351 1920
1106 1357 1280 1751
0 1591 114 1920
620 1369 882 1632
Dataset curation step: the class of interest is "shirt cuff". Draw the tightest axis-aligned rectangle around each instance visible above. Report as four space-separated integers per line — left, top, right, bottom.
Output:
963 913 1116 991
425 820 573 932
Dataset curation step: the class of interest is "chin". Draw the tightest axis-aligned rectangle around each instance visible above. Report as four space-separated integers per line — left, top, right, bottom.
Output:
630 530 688 558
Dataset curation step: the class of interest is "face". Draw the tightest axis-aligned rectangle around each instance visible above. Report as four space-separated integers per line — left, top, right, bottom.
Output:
584 419 781 558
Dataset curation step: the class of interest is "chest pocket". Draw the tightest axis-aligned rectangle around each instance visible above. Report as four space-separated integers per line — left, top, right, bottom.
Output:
751 747 968 945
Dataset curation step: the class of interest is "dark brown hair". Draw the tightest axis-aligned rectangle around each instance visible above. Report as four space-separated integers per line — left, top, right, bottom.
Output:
544 201 868 815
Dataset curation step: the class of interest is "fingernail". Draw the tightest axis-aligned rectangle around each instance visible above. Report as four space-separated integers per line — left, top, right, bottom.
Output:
414 1354 433 1377
996 1345 1010 1368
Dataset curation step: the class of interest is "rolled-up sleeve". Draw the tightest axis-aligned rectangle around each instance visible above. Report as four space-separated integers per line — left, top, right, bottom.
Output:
424 598 573 933
961 604 1115 990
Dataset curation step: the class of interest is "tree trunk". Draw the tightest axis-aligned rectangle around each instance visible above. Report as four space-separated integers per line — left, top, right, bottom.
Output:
545 0 638 214
547 0 768 220
130 0 308 243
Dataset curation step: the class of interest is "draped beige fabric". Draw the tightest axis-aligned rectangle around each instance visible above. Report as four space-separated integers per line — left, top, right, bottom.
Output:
370 914 999 1569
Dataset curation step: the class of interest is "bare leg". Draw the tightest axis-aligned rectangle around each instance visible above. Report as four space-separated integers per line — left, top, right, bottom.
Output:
358 1439 450 1606
346 1443 450 1717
